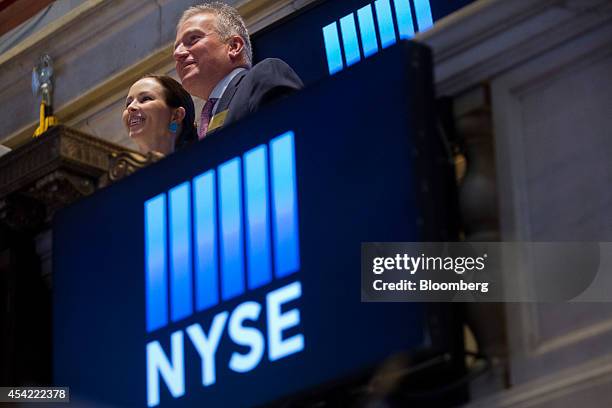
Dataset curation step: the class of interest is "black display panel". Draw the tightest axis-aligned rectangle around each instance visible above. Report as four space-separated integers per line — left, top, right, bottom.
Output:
252 0 476 86
54 42 458 407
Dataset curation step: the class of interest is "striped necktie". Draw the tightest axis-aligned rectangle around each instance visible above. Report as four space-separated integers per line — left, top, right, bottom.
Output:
198 98 218 140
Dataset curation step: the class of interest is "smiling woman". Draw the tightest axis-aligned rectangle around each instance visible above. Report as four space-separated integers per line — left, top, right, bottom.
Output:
122 75 197 155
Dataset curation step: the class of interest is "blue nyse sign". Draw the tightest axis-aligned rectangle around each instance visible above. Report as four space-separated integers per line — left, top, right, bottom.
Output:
53 42 457 408
143 132 304 406
252 0 475 86
323 0 433 74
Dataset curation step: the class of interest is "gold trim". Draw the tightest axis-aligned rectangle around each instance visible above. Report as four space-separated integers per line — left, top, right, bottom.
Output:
208 109 228 133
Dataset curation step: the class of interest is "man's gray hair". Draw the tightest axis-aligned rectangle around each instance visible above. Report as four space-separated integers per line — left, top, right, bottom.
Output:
178 2 252 66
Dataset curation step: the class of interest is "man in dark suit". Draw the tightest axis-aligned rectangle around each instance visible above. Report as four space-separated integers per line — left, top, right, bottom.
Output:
173 2 303 145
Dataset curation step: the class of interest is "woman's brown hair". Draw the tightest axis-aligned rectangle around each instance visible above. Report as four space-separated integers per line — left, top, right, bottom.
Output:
142 74 197 150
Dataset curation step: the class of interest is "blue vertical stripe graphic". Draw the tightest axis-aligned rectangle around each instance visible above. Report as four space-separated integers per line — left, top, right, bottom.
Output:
169 182 193 322
375 0 397 48
270 131 300 278
193 170 218 311
413 0 433 31
322 0 437 75
339 13 360 67
219 158 245 300
146 131 302 330
322 22 343 75
357 4 379 58
244 145 273 290
145 194 168 332
394 0 415 39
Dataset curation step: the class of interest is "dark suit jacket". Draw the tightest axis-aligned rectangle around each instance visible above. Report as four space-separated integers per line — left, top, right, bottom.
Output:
207 58 303 134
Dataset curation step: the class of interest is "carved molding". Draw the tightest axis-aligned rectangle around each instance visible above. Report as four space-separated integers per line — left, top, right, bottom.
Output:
0 125 131 198
29 170 95 207
0 194 46 232
102 150 164 186
0 125 140 231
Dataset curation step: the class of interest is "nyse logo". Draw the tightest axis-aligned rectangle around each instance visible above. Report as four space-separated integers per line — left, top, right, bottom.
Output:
144 131 303 407
323 0 434 74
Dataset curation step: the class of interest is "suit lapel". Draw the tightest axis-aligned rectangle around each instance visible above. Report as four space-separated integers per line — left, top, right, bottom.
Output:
215 70 246 114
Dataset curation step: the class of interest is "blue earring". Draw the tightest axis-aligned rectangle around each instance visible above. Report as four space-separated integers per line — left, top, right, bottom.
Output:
168 122 178 133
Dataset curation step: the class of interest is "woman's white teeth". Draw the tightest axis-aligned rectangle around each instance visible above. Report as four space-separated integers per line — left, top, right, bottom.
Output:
130 117 144 126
